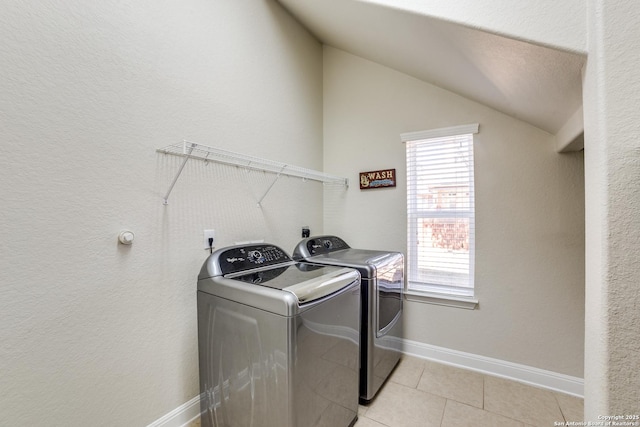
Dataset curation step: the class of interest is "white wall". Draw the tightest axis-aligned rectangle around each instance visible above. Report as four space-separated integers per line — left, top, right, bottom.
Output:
0 1 323 425
323 47 585 377
583 0 640 418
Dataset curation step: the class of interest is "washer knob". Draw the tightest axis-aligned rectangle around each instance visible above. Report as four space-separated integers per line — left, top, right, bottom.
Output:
249 250 263 263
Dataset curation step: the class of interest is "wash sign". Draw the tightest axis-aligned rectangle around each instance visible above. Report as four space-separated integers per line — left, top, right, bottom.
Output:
359 169 396 190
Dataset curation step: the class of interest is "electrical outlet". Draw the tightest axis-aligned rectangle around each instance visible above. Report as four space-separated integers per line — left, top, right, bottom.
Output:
203 229 215 250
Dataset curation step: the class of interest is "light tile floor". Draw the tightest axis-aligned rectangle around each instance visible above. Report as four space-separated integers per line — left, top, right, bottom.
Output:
189 355 584 427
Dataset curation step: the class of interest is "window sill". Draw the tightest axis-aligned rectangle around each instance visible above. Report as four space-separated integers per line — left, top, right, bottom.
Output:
404 290 479 310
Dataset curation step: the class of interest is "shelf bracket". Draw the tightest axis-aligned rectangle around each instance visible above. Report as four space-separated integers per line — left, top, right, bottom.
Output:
257 165 287 208
162 142 196 205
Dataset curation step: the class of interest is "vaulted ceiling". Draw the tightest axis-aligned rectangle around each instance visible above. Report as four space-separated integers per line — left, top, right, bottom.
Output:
277 0 586 141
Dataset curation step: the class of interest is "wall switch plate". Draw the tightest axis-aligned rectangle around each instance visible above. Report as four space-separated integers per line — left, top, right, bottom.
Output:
203 229 215 250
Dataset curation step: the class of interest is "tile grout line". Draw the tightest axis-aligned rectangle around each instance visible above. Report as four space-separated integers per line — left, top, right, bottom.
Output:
555 393 567 423
439 399 450 427
482 373 486 410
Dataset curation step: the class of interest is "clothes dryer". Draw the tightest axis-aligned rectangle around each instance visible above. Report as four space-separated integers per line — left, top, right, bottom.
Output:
293 236 403 403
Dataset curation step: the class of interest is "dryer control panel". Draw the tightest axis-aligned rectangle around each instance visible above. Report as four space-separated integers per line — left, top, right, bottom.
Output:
304 236 350 256
218 244 291 275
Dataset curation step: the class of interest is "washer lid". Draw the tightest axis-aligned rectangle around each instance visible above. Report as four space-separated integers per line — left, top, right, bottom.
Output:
227 263 359 304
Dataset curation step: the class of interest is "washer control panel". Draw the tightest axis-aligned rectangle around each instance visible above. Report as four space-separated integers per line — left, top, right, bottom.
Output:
218 244 291 275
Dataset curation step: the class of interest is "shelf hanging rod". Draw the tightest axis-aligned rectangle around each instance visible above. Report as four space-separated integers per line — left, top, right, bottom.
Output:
157 140 349 205
157 141 348 185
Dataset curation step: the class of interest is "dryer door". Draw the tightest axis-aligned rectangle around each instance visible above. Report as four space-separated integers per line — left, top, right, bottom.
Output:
376 268 403 336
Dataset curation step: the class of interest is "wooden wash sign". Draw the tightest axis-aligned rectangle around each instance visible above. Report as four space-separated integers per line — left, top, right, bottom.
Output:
359 168 396 190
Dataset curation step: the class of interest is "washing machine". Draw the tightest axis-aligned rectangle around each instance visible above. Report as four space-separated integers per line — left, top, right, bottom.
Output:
197 243 360 427
293 235 403 403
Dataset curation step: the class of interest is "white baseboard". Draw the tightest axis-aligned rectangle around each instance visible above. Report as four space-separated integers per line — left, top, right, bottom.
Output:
146 394 201 427
148 339 584 426
400 338 584 398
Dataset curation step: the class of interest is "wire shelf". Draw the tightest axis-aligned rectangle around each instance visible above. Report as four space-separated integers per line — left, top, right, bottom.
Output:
157 140 349 205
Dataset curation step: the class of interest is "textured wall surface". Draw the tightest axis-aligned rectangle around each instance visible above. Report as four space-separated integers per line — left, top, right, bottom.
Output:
4 0 638 422
323 47 586 377
0 1 323 425
583 0 640 418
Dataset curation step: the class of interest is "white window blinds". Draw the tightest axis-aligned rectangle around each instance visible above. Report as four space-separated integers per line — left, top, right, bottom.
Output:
404 125 477 297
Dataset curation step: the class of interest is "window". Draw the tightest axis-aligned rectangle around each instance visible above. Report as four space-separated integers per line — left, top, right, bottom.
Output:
403 124 478 298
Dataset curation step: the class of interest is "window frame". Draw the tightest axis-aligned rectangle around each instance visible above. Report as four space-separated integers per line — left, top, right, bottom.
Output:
402 124 479 306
